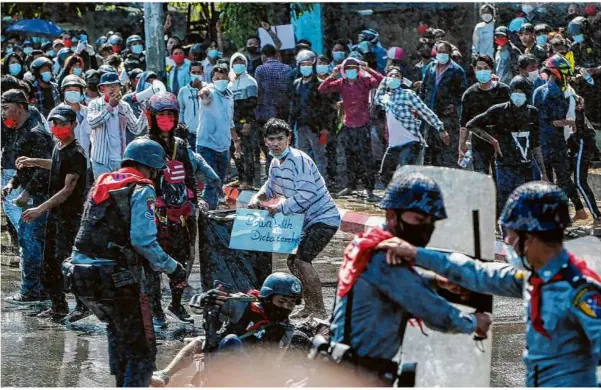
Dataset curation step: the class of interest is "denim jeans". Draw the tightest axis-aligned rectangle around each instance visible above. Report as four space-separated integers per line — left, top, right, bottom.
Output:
379 142 424 186
297 126 327 177
18 195 48 298
198 147 229 210
92 160 122 179
1 169 23 230
495 163 532 219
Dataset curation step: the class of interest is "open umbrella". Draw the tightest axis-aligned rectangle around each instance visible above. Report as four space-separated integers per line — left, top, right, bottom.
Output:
6 19 64 37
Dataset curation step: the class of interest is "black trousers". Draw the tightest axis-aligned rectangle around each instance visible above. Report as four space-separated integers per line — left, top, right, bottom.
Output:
570 137 600 219
544 143 584 211
339 124 375 190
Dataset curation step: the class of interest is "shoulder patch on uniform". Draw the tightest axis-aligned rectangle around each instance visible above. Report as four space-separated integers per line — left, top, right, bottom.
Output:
145 196 156 221
573 285 601 319
514 270 526 280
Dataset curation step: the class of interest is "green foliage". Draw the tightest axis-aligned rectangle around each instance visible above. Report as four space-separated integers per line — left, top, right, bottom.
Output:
220 3 314 49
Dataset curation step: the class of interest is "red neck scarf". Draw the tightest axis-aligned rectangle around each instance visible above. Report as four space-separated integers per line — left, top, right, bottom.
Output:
529 251 601 339
90 167 153 204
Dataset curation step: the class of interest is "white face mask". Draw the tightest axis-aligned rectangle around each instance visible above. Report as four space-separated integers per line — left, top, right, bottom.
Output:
504 244 527 270
526 70 539 82
482 13 493 23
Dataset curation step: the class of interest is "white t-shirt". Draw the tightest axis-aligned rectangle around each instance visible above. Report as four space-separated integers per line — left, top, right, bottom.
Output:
107 105 122 161
386 111 419 148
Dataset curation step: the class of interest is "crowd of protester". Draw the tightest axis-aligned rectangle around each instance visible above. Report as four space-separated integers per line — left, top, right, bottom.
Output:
1 2 601 327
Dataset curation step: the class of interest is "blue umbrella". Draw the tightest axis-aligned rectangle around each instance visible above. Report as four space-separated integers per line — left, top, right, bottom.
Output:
6 19 64 37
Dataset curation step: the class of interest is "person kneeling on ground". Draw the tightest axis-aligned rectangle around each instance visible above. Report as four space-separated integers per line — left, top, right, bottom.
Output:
151 272 310 386
248 118 341 318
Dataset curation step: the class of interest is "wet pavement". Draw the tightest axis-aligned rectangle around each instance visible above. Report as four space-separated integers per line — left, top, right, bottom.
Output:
1 229 529 387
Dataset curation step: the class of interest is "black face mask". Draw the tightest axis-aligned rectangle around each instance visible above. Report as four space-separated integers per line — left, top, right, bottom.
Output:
247 46 259 55
395 215 435 247
262 300 292 322
88 83 99 92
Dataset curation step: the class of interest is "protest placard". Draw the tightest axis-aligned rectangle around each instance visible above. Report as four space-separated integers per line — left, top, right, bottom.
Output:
229 209 304 254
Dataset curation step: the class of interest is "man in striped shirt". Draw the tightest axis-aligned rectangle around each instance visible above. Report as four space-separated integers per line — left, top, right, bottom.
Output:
249 118 340 318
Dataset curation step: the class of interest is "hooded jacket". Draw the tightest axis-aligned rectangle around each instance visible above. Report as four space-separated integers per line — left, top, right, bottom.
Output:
228 53 258 125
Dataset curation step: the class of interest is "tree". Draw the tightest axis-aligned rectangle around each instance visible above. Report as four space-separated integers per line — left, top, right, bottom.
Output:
220 3 314 49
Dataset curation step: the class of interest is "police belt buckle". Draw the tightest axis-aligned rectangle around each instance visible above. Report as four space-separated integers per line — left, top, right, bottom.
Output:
112 269 138 288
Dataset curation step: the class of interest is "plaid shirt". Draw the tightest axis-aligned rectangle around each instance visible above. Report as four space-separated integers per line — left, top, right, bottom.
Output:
375 82 444 144
33 80 61 118
254 59 292 122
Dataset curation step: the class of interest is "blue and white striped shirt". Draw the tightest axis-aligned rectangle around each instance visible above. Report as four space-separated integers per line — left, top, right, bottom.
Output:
259 147 340 229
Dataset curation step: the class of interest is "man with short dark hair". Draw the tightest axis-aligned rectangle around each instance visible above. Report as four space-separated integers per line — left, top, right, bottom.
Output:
518 23 548 64
178 61 204 148
197 64 241 209
167 44 191 96
510 54 540 103
494 26 523 85
254 44 292 167
16 104 89 321
248 118 340 318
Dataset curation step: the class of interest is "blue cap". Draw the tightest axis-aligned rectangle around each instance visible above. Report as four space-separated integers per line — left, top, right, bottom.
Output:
98 72 121 86
379 171 447 220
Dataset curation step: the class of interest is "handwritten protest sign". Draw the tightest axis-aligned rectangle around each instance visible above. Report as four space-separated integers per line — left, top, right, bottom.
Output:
229 209 304 254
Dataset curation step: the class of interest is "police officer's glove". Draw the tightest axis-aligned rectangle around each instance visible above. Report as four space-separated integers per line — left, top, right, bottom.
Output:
168 262 187 289
200 289 228 307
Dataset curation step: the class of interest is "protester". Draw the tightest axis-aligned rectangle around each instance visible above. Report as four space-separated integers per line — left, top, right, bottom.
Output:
518 23 548 64
494 26 523 85
83 69 101 105
229 53 258 189
87 72 148 178
201 42 223 84
177 62 204 149
375 66 449 185
2 89 54 304
318 57 383 201
197 64 239 209
30 57 61 117
472 3 496 59
16 104 90 322
509 54 540 103
3 52 25 79
249 118 340 318
167 44 191 96
60 75 91 168
459 54 510 176
421 41 467 167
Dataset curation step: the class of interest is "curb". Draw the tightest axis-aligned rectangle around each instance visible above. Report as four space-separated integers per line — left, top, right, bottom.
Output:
223 186 508 260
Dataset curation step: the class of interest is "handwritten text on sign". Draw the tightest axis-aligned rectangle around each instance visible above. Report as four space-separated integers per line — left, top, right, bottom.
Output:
229 209 304 254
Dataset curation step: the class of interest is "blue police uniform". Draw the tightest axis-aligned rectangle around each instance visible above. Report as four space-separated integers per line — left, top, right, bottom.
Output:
412 248 601 386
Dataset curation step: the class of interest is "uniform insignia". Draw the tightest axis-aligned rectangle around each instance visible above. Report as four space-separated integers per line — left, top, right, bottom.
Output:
514 270 526 280
145 196 156 220
573 286 601 319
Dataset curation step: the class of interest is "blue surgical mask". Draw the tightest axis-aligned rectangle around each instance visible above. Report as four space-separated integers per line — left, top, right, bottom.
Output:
316 64 330 75
504 243 530 271
345 69 358 80
80 34 88 42
6 47 13 55
8 63 22 76
436 53 450 64
72 67 82 76
269 146 290 159
47 50 55 57
232 63 246 75
536 35 547 46
131 44 143 54
358 41 370 54
208 49 219 59
23 47 33 55
191 74 203 83
572 34 585 43
70 46 77 52
475 69 492 84
41 71 52 83
144 82 152 90
300 65 313 77
332 51 345 63
64 90 82 104
510 92 527 107
213 79 229 92
387 77 401 89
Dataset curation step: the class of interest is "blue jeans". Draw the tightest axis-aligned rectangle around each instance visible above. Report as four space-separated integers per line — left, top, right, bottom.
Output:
198 147 229 210
495 163 532 219
18 195 48 298
379 142 424 186
92 160 122 179
1 169 23 230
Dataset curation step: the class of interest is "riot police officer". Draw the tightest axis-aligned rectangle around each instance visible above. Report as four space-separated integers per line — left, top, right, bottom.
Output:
151 272 305 386
380 181 601 386
316 172 491 386
64 138 187 387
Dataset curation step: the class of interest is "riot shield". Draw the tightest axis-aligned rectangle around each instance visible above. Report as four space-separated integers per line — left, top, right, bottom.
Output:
564 236 601 273
393 166 496 386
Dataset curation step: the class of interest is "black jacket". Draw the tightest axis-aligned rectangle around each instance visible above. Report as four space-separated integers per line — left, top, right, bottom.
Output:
288 75 326 131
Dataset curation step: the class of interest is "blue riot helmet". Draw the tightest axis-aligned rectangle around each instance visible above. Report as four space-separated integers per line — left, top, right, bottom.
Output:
96 36 108 49
259 272 303 304
379 172 447 220
499 182 570 233
122 138 166 169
